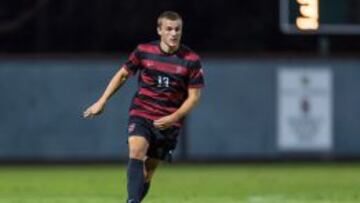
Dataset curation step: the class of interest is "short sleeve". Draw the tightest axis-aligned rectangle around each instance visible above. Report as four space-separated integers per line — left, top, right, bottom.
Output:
188 60 205 88
123 46 141 76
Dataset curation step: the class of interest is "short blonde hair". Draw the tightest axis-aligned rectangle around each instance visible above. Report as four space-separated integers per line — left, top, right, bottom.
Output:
157 11 182 28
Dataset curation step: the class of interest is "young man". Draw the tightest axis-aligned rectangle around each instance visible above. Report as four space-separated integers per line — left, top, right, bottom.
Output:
83 11 204 203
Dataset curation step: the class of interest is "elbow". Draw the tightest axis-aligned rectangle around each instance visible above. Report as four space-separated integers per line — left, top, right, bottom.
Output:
117 70 129 84
187 88 201 107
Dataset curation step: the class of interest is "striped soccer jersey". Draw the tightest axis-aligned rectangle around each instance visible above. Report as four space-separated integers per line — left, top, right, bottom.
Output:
123 41 204 127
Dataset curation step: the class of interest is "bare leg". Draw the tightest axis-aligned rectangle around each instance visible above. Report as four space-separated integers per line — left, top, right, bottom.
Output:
144 158 160 182
141 158 161 201
128 136 149 160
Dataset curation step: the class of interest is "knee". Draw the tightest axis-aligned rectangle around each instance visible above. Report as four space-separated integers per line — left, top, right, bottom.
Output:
128 136 148 160
129 147 147 160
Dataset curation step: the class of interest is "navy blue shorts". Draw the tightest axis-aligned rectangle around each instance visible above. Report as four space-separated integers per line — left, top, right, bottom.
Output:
127 116 180 161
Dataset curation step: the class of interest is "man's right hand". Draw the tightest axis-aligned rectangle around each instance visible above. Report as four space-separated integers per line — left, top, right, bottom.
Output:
83 101 105 118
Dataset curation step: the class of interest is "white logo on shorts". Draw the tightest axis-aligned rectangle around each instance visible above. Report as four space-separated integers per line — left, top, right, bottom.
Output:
128 123 136 133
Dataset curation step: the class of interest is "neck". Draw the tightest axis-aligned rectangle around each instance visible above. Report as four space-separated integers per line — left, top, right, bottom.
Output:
160 41 179 54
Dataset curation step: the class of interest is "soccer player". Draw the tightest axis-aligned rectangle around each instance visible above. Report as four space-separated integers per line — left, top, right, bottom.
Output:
83 11 204 203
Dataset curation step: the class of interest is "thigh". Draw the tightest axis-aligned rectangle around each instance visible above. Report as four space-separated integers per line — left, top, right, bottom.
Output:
127 116 153 159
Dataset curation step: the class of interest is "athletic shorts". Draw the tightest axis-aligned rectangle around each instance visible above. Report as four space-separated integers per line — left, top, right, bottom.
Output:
127 116 180 161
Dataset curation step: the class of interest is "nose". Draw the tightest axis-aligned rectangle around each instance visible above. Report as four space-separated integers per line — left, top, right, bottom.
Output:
170 29 177 36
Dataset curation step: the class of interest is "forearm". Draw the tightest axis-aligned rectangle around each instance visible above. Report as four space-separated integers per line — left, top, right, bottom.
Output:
98 68 128 104
172 96 200 121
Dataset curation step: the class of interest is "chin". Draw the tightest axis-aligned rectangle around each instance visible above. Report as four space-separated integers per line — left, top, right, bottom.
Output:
168 42 179 48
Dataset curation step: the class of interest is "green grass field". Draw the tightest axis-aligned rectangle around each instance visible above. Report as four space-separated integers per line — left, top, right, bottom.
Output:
0 163 360 203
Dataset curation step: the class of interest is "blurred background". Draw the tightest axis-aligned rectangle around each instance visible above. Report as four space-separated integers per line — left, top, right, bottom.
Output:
1 0 360 163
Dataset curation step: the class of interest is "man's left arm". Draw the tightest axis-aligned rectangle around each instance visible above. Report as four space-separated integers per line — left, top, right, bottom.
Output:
153 88 201 130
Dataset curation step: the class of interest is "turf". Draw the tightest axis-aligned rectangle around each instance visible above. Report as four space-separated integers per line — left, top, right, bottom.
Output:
0 163 359 203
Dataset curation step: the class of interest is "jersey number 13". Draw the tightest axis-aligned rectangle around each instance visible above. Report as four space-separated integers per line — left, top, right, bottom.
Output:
157 76 170 88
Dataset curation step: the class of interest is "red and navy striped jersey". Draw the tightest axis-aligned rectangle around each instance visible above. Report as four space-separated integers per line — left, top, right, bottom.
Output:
123 41 205 127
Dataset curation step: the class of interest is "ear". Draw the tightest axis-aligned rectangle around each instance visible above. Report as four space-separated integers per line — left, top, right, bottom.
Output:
157 26 161 35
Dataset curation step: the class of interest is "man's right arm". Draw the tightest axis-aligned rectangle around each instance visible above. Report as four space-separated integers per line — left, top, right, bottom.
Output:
83 67 130 118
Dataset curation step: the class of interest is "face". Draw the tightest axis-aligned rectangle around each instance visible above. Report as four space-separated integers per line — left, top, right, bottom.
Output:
157 18 182 50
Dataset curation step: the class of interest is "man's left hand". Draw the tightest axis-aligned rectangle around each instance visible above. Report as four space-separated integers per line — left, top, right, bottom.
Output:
153 115 178 130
